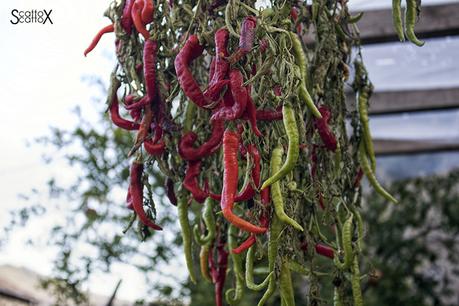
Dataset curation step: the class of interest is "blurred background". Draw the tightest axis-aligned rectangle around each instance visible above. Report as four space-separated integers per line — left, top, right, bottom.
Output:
0 0 458 305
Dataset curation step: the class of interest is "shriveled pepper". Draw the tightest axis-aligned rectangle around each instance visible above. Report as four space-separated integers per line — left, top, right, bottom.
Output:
314 105 337 152
179 119 224 161
129 161 162 230
244 87 263 137
175 35 213 108
131 0 150 39
211 69 248 121
120 0 134 34
108 77 140 130
229 16 257 63
204 28 230 101
261 104 300 190
221 130 267 234
209 231 229 306
183 161 208 203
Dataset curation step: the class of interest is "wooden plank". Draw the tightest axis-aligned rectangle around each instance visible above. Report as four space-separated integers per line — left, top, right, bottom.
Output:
356 3 459 44
346 87 459 115
374 138 459 156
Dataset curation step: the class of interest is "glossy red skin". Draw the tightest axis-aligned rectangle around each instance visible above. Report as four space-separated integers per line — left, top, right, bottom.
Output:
183 161 208 203
301 242 334 259
84 24 114 57
130 162 162 230
211 69 248 121
221 130 267 234
178 120 224 161
175 35 213 108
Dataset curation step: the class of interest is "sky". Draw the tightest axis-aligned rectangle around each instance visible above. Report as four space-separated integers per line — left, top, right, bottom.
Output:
0 0 458 303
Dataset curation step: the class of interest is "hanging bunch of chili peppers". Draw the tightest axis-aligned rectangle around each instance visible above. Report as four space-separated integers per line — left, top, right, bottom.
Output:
85 0 423 305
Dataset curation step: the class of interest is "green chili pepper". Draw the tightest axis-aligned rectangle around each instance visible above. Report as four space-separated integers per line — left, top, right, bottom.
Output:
178 198 197 283
257 214 283 306
287 261 310 275
245 246 273 291
279 259 295 306
358 142 398 204
225 225 244 305
193 198 216 245
351 256 364 306
266 145 303 231
261 105 301 191
334 287 343 306
288 32 322 118
357 87 376 172
200 245 212 282
405 0 425 46
392 0 405 42
335 215 353 270
348 12 364 24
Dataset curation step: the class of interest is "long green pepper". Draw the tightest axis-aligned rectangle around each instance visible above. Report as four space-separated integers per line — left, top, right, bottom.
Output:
261 105 300 191
357 88 376 172
279 259 295 306
405 0 425 46
335 215 353 270
358 142 398 204
289 32 322 118
193 198 216 245
225 225 244 305
177 198 197 283
351 256 364 306
392 0 405 42
268 145 303 231
245 246 273 291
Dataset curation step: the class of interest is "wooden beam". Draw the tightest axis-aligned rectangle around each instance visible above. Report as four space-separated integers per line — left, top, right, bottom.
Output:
346 87 459 115
374 138 459 156
356 3 459 44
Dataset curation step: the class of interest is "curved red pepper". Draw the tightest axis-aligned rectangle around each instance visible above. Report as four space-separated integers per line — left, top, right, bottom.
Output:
141 0 154 24
229 16 257 63
183 161 208 203
255 106 283 121
84 24 114 57
204 28 230 101
314 105 337 152
232 234 256 254
175 35 214 108
178 120 224 161
221 130 267 234
130 162 162 230
131 0 150 39
211 69 248 121
109 92 140 131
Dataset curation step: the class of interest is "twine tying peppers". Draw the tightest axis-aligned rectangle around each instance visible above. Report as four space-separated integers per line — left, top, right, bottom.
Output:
83 0 424 304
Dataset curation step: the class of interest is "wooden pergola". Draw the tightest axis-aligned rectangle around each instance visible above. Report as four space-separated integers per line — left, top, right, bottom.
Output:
346 2 459 156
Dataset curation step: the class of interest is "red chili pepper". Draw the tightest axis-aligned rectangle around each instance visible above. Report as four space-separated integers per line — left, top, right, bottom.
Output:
211 69 248 121
121 0 135 34
124 95 142 121
125 40 157 111
314 106 337 152
131 0 150 39
209 57 216 82
144 137 165 156
290 7 303 34
141 0 154 24
84 24 114 57
109 92 140 131
244 87 263 137
210 144 260 202
175 35 214 108
179 120 224 161
183 161 208 203
221 130 267 234
259 38 269 53
255 106 283 121
165 178 177 206
315 243 334 259
204 28 230 101
130 161 162 230
232 234 256 254
229 16 257 63
301 242 334 259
